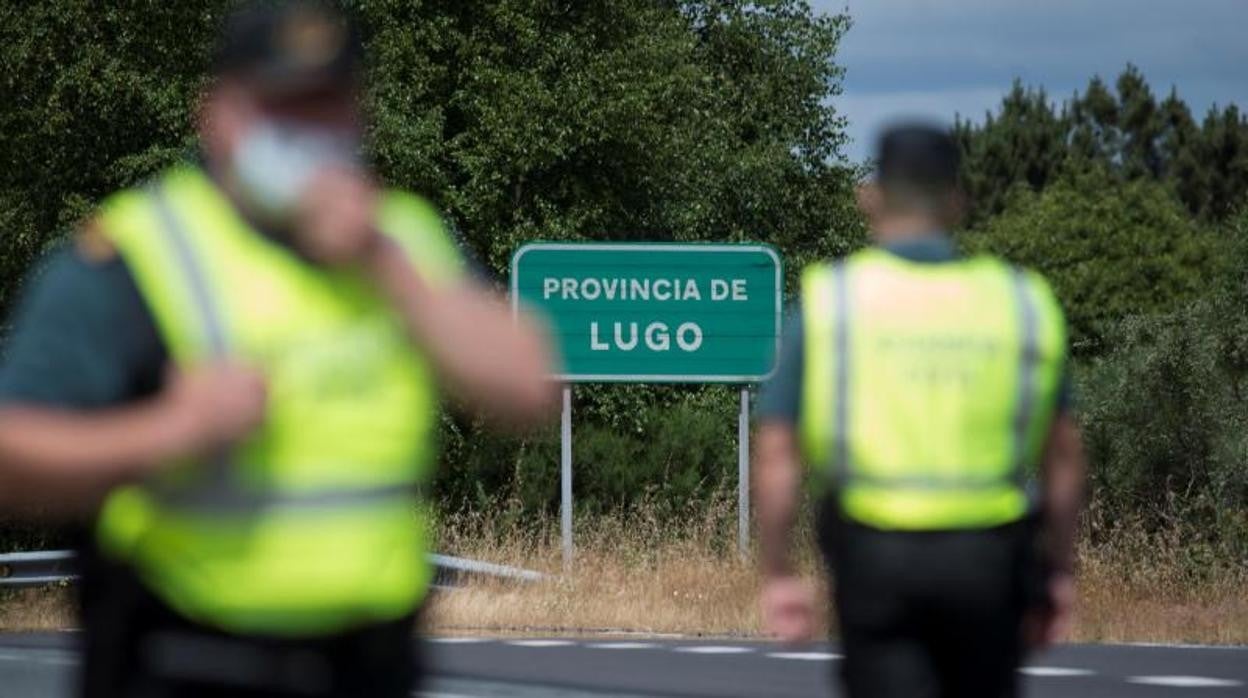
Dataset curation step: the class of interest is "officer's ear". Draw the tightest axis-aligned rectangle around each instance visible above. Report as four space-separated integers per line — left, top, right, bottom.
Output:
942 187 969 229
855 181 883 226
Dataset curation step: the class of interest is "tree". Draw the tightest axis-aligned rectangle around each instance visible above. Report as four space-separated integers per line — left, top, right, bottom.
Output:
0 1 863 312
953 82 1068 224
0 2 220 310
955 66 1248 225
958 168 1221 356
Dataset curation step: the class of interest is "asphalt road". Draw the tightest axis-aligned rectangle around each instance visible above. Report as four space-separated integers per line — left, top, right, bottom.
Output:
1 632 1245 697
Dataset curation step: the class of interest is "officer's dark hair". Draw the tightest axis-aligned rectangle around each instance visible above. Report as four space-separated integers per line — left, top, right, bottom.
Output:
874 123 963 216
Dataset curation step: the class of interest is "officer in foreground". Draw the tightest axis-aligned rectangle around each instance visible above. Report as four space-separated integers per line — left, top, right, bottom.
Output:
755 124 1086 697
0 2 556 696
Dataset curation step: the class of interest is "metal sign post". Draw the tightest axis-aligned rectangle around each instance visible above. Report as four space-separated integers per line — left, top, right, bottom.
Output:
561 385 573 569
738 386 750 558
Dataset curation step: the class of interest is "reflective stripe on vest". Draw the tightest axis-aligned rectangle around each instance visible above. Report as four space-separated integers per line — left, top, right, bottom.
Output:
800 249 1065 530
93 165 458 635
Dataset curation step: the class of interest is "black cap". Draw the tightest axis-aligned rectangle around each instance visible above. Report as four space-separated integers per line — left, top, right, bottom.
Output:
212 1 363 94
876 123 961 194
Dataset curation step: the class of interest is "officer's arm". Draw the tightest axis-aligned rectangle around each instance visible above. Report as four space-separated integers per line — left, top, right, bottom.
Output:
0 403 191 507
756 421 802 576
364 238 559 426
1040 413 1086 573
0 365 265 510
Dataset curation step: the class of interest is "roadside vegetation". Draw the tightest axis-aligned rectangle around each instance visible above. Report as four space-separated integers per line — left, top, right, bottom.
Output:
2 2 1246 643
6 500 1245 645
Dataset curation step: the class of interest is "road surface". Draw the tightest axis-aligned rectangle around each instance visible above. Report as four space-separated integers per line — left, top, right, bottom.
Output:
0 633 1244 696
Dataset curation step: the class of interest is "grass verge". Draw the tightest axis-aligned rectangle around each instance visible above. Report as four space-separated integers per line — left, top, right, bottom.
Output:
3 503 1244 643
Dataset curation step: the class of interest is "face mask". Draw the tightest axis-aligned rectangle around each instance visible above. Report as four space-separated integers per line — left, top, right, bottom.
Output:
230 120 359 221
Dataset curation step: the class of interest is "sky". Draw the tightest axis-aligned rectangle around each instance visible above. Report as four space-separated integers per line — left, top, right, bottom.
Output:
814 0 1248 162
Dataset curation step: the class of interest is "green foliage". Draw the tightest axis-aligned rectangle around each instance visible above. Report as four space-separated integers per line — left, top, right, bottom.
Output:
433 386 742 518
0 1 864 311
955 66 1248 225
959 169 1221 356
0 1 219 308
1079 209 1248 555
354 0 864 280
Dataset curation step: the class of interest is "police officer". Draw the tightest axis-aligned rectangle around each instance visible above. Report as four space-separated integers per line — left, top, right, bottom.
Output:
755 124 1086 698
0 2 555 696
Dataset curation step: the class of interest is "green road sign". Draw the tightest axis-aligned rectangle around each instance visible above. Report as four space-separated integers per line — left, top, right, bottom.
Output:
511 243 782 382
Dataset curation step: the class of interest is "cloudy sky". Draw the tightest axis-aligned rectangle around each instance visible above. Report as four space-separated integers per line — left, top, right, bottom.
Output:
813 0 1248 161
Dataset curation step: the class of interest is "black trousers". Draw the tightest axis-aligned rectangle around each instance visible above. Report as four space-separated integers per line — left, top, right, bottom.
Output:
819 511 1042 698
77 550 420 698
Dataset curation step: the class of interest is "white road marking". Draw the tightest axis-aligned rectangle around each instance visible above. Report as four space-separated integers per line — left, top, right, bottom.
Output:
1020 666 1095 677
1127 676 1244 688
0 649 78 665
587 642 659 650
427 637 490 644
1120 642 1248 651
674 645 754 655
767 651 842 661
416 692 478 698
505 639 577 648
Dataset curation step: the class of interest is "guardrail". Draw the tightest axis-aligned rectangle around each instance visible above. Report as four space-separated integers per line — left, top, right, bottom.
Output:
0 550 544 589
0 550 76 588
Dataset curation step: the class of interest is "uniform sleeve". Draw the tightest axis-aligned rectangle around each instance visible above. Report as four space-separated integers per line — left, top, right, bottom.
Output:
755 307 804 425
0 246 166 409
1056 370 1075 413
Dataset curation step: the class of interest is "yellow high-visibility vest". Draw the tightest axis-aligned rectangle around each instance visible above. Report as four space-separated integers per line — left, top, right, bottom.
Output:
93 164 462 635
800 247 1066 530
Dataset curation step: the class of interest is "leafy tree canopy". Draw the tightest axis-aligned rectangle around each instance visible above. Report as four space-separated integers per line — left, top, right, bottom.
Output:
0 1 863 312
955 66 1248 225
959 168 1223 356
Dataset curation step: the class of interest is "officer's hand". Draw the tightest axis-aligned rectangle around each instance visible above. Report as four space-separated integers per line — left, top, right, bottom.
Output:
761 574 817 643
1024 571 1076 651
293 166 381 266
161 363 268 457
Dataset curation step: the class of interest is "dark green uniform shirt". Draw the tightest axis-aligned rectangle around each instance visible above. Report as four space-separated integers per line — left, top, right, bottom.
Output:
0 247 166 409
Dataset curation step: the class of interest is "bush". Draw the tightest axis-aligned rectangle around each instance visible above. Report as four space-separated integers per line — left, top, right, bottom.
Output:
432 385 745 518
1078 208 1248 557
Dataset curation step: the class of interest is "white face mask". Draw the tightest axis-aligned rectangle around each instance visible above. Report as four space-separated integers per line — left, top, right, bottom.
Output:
230 120 359 221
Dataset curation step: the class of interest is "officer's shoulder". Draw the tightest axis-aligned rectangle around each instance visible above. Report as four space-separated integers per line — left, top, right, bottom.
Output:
992 259 1064 312
17 238 132 317
1011 263 1058 294
72 218 119 264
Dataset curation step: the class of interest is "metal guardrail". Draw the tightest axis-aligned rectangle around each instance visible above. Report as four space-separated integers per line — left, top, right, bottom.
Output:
0 550 544 589
0 550 77 588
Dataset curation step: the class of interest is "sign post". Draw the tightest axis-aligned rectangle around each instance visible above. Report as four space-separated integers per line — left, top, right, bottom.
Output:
511 243 781 562
738 387 750 557
560 386 573 570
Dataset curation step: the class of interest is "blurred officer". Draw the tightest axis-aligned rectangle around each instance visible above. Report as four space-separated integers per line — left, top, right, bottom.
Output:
755 124 1086 698
0 2 555 696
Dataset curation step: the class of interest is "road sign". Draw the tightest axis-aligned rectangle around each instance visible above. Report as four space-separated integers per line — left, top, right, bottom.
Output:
510 243 782 382
511 242 783 565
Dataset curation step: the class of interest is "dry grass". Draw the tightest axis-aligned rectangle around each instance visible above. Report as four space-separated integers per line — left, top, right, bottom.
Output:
1073 521 1248 644
427 501 1247 644
427 496 831 637
0 585 76 632
3 503 1244 644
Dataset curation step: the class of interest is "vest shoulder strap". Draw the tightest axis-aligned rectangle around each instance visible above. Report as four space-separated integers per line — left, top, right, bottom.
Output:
377 191 464 288
798 261 849 474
